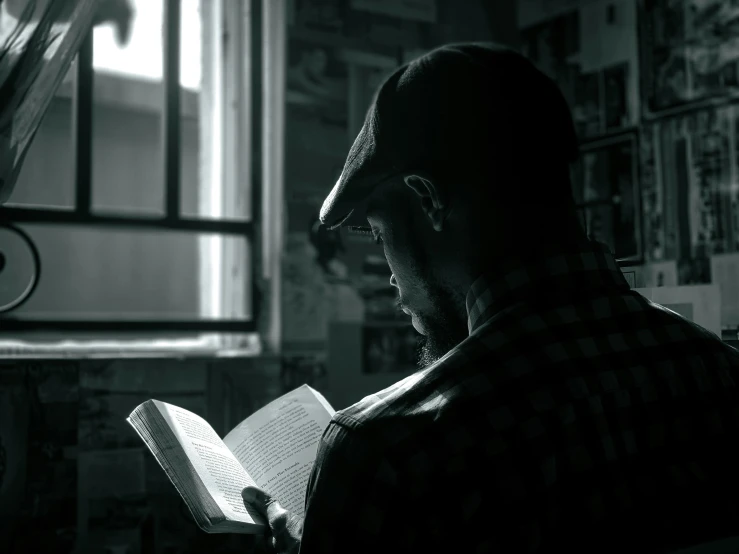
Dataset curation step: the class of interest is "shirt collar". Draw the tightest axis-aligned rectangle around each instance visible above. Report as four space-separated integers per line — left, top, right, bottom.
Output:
465 239 629 335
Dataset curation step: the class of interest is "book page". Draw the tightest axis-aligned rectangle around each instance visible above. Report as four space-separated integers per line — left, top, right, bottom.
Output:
223 385 335 517
153 401 264 526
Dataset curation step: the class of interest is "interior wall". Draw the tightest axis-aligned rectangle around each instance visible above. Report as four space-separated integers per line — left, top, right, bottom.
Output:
0 355 282 553
435 0 519 47
282 0 519 409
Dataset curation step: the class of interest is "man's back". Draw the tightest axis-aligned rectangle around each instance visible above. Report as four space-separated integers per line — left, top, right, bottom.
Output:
302 241 739 553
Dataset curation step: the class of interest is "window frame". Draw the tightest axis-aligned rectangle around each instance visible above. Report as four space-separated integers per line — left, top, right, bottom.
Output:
0 0 262 334
574 132 643 267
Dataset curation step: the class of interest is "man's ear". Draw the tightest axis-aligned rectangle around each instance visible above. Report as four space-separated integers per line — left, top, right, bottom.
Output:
403 172 449 232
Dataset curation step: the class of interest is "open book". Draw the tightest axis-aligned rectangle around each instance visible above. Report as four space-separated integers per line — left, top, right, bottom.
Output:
127 384 335 534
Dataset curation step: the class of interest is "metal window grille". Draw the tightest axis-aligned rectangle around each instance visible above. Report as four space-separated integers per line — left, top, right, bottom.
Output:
0 0 262 334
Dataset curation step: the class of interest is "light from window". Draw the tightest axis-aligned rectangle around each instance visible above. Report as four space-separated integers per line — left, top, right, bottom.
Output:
92 0 201 90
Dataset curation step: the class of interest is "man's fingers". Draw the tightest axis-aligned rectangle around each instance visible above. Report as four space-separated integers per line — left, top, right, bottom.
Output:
243 487 301 554
264 496 288 527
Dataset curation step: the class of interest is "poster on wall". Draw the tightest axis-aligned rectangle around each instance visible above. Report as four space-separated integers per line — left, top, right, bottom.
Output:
572 134 641 261
639 122 665 260
640 0 739 115
644 105 736 266
345 51 395 140
685 107 734 258
520 0 639 140
287 37 349 128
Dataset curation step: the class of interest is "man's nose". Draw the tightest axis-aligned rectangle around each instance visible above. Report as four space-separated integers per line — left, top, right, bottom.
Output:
390 274 398 288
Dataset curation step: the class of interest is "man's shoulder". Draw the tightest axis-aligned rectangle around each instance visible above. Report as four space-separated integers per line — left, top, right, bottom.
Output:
332 352 473 440
334 370 430 428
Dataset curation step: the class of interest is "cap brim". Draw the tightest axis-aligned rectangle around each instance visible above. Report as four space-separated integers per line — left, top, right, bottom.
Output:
322 201 368 231
319 168 393 230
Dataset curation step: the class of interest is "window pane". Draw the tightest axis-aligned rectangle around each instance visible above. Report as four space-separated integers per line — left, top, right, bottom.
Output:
181 0 250 222
3 0 202 214
93 0 163 82
180 100 200 217
3 64 76 209
8 225 250 323
92 0 200 88
180 0 202 91
91 0 165 215
180 0 202 218
91 95 166 215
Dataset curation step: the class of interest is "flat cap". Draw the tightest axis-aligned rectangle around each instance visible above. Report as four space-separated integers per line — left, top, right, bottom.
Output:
319 42 579 230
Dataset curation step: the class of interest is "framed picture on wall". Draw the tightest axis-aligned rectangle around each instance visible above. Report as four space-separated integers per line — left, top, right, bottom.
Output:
641 105 736 264
342 49 396 141
573 133 642 263
639 0 739 116
520 1 640 141
286 38 350 127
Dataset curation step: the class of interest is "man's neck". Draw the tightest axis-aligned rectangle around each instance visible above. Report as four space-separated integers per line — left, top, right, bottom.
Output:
462 233 589 319
472 232 589 279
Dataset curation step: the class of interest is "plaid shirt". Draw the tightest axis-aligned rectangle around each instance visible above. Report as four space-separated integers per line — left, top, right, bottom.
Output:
299 240 739 554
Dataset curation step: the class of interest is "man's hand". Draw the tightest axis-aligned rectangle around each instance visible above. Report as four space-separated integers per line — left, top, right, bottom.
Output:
242 486 302 554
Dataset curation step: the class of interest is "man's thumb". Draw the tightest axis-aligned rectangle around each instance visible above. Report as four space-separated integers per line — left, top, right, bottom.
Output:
242 486 281 514
242 486 262 504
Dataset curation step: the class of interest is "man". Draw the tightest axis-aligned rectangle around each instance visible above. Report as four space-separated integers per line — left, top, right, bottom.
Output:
243 43 739 553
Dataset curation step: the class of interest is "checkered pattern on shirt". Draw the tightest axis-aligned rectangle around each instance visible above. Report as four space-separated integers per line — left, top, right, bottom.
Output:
299 240 739 554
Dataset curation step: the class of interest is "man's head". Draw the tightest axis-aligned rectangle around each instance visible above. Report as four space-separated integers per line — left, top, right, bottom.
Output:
320 43 584 367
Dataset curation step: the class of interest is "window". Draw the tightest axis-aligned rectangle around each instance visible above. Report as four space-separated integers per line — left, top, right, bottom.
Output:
0 0 281 353
92 0 201 90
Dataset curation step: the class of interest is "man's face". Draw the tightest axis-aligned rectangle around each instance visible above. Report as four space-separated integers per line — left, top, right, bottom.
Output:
366 181 468 369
